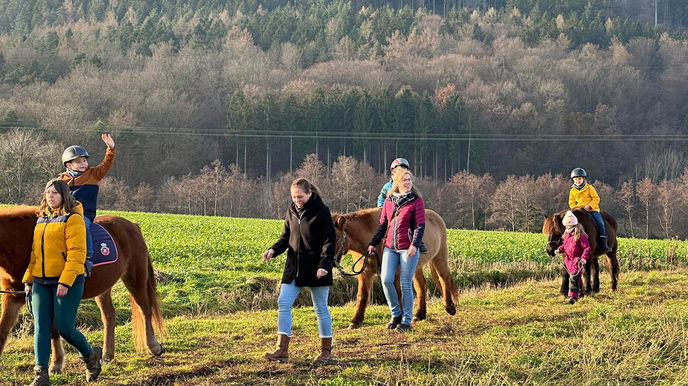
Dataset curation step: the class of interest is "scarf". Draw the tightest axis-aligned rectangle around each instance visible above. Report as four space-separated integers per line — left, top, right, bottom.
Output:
66 168 83 178
572 181 586 190
391 190 416 212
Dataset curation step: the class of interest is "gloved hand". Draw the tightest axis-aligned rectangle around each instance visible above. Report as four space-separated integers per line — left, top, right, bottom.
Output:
24 284 32 314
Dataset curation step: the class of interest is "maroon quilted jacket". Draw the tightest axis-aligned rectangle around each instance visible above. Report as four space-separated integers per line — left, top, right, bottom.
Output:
369 192 426 250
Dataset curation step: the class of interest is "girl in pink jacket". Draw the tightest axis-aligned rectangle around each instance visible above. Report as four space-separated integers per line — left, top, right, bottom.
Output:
555 211 592 304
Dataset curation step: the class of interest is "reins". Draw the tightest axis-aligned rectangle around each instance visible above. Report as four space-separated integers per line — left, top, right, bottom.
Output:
333 230 377 277
0 289 26 296
334 250 376 277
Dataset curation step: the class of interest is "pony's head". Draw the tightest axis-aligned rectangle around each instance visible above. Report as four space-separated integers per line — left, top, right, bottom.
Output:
332 214 350 265
542 211 566 257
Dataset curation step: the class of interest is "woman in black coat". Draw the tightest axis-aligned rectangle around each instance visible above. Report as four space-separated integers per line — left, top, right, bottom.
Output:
262 178 336 363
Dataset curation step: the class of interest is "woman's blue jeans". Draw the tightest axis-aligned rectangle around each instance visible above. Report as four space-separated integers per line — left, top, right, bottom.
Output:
277 281 332 338
31 281 92 367
381 247 420 325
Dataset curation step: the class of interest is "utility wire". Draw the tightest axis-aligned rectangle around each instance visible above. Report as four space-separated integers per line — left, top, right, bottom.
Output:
3 123 688 141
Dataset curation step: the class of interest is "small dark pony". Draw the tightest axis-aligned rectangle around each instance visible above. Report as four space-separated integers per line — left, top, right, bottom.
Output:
0 206 164 373
332 208 458 329
542 208 620 295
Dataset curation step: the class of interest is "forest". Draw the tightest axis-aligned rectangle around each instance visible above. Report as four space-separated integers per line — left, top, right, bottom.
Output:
0 0 687 237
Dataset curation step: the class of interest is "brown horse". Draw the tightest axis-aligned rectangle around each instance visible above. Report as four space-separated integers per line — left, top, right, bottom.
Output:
0 206 164 373
542 208 620 295
332 208 458 329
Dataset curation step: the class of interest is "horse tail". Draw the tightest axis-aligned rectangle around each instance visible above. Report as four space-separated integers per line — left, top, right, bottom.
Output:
130 228 166 353
433 221 458 301
607 252 620 291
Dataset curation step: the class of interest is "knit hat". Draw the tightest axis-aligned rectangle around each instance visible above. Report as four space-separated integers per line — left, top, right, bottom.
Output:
562 211 578 227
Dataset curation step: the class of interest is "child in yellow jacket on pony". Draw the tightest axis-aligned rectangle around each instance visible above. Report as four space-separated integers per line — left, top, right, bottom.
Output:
568 168 612 253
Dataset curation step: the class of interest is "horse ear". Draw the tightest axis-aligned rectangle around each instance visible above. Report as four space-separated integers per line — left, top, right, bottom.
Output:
336 216 346 229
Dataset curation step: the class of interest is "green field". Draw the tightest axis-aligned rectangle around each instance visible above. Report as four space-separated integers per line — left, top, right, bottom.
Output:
2 210 688 384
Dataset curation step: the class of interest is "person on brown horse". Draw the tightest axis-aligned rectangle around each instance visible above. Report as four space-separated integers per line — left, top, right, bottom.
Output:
58 134 116 277
262 178 336 363
377 158 410 208
367 170 425 333
24 179 102 385
568 168 612 253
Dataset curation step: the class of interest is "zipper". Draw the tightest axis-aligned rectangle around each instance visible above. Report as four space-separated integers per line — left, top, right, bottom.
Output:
40 221 49 278
296 211 304 278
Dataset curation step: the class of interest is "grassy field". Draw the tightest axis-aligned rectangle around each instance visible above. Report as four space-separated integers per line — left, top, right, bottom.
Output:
3 270 688 385
2 209 688 384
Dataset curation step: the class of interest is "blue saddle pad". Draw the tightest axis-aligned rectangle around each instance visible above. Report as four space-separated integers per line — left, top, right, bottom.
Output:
91 223 118 266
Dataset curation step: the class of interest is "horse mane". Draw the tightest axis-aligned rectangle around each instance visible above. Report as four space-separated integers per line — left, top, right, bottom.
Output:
343 207 379 220
543 207 598 236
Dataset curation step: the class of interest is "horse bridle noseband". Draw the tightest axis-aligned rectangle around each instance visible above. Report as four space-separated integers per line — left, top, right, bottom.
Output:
333 231 377 277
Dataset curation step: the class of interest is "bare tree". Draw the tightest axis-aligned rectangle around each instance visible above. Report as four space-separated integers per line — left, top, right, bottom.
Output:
618 180 635 238
636 177 655 238
0 129 60 204
656 179 679 238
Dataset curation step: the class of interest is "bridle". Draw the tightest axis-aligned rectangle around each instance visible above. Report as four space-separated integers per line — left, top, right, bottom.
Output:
333 230 376 277
547 220 563 254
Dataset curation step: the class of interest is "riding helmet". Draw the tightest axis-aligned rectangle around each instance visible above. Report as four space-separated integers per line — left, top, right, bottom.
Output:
62 146 90 165
570 168 587 179
390 158 410 171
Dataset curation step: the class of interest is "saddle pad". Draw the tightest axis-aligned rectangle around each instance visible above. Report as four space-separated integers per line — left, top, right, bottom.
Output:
91 223 118 266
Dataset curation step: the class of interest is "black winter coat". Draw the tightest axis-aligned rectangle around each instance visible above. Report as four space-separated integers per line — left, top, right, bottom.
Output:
270 194 335 287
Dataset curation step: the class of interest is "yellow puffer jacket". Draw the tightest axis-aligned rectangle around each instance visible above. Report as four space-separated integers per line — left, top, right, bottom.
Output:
22 203 86 287
568 183 601 212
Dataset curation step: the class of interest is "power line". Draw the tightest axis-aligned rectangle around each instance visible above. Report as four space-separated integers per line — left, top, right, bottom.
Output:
3 123 688 141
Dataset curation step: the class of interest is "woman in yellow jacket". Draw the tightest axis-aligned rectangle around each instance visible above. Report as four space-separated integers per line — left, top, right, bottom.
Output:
23 179 102 385
568 168 612 253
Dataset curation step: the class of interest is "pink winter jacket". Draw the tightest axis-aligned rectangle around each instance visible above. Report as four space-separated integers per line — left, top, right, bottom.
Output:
556 230 592 275
370 194 426 251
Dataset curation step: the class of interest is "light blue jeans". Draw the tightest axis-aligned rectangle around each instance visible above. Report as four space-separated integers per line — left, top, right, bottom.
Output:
277 281 332 338
381 247 420 325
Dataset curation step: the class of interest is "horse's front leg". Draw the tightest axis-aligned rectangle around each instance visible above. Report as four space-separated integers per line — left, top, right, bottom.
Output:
95 289 116 362
49 330 64 374
412 269 427 322
0 289 24 356
349 270 374 329
560 266 569 298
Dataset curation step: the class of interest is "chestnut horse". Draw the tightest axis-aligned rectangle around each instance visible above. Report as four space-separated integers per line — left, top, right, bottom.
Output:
542 208 620 295
0 206 164 372
332 208 458 329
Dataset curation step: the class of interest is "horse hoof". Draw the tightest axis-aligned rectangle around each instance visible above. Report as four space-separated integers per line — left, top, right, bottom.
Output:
446 305 457 316
412 314 426 322
348 323 361 329
150 344 164 356
49 366 62 375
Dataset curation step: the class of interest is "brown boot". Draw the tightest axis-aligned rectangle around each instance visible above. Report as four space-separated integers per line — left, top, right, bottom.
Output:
264 334 290 362
82 346 102 382
314 337 335 363
28 365 49 386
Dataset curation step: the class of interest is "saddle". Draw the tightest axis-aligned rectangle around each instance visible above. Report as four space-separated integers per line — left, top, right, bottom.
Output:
90 222 119 267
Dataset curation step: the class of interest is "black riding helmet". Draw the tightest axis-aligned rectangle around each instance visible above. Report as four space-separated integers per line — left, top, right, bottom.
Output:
62 146 90 165
570 168 587 179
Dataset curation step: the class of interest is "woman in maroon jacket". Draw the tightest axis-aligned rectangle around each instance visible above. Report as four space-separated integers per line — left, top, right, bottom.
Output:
367 170 425 332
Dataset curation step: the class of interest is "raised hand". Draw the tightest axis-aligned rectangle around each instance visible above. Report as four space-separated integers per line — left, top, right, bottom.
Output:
101 133 115 149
